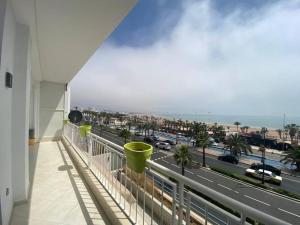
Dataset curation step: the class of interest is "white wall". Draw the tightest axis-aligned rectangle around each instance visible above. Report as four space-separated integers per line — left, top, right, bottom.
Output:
0 1 15 224
39 81 69 141
11 23 31 203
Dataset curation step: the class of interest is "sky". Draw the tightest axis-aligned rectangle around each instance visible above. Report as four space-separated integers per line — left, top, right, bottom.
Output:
70 0 300 116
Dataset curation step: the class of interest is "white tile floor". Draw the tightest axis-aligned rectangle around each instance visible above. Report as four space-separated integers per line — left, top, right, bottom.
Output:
10 141 110 225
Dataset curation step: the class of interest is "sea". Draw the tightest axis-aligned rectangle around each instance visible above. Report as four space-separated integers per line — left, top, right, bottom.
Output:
156 113 300 129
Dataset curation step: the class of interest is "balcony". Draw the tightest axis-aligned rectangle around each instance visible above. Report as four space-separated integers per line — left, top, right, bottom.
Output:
10 123 291 225
10 141 110 225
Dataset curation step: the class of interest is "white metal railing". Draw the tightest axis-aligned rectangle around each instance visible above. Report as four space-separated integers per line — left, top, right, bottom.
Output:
63 123 291 225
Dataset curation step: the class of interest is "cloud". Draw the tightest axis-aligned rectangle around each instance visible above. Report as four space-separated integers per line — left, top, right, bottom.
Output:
70 0 300 116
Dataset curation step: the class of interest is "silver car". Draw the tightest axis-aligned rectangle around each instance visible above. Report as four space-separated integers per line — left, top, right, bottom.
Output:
245 168 282 185
155 142 171 150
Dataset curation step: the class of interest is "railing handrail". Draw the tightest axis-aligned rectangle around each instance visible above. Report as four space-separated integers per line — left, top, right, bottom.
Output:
146 160 290 225
65 123 291 225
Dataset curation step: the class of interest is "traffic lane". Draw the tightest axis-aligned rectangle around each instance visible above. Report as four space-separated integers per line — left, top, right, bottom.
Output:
190 150 300 195
97 128 300 195
159 157 300 224
92 129 168 161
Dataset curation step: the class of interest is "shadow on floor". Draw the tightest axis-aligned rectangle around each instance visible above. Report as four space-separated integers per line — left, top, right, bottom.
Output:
56 141 110 225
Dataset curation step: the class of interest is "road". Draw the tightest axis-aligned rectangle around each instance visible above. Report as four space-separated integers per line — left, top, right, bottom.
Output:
91 127 300 224
156 156 300 224
188 149 300 195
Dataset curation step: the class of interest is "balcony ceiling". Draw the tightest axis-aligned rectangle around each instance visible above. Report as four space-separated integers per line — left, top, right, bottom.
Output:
11 0 137 84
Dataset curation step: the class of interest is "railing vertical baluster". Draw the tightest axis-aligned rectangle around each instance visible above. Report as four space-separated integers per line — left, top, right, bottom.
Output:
143 171 146 225
136 173 139 224
186 193 191 225
112 151 114 197
178 182 184 225
240 212 246 225
172 183 176 225
151 172 154 225
87 134 92 168
160 181 164 225
130 169 133 218
124 161 127 211
104 144 107 188
118 155 121 205
205 206 208 225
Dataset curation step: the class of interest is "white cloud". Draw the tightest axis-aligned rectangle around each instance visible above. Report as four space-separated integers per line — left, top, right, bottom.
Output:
71 0 300 115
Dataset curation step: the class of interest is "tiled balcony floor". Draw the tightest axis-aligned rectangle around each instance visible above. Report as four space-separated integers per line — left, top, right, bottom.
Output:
10 141 110 225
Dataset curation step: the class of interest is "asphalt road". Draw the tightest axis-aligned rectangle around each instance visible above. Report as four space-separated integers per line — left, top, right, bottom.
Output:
189 149 300 195
156 156 300 224
91 127 300 224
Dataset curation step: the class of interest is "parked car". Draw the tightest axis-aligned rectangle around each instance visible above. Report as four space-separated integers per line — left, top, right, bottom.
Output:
155 142 171 150
163 139 176 145
249 163 281 176
144 136 155 143
245 168 282 185
150 134 160 141
218 155 239 164
135 131 143 136
211 142 218 147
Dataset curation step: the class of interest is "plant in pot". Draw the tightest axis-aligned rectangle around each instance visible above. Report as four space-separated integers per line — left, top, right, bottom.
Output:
79 125 92 137
79 124 92 153
124 142 153 173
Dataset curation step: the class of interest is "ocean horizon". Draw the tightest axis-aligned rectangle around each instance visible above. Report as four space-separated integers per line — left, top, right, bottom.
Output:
156 113 300 129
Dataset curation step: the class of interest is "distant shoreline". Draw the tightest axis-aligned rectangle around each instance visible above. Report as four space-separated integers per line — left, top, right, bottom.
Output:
153 113 300 130
150 113 283 139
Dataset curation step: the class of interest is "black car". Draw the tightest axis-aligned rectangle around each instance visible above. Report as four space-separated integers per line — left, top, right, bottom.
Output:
218 155 239 164
143 136 155 143
163 140 176 145
250 163 281 176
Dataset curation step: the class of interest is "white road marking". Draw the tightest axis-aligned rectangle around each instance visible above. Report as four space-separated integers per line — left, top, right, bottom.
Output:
278 208 300 218
203 168 300 203
162 160 170 164
217 184 232 191
243 195 270 206
186 170 194 175
171 164 180 168
282 176 300 184
197 175 213 183
234 191 239 194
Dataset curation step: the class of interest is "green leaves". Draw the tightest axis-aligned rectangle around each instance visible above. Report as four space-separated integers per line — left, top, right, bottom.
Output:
173 145 192 175
280 145 300 171
225 134 252 156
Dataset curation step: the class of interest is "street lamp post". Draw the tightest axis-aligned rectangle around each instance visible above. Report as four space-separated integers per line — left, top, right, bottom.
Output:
261 127 268 184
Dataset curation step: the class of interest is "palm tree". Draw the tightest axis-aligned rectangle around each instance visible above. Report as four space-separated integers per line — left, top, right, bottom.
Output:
196 131 210 167
285 124 299 143
126 121 133 132
234 122 241 132
119 129 131 143
173 145 192 175
244 126 250 133
276 129 283 139
225 134 252 156
258 145 266 184
281 145 300 171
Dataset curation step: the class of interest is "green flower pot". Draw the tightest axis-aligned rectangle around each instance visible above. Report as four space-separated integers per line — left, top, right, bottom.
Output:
124 142 153 173
79 125 92 137
63 119 69 125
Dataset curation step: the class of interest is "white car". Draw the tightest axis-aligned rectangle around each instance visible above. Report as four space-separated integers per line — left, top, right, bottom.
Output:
245 168 282 185
155 142 171 150
212 142 218 147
